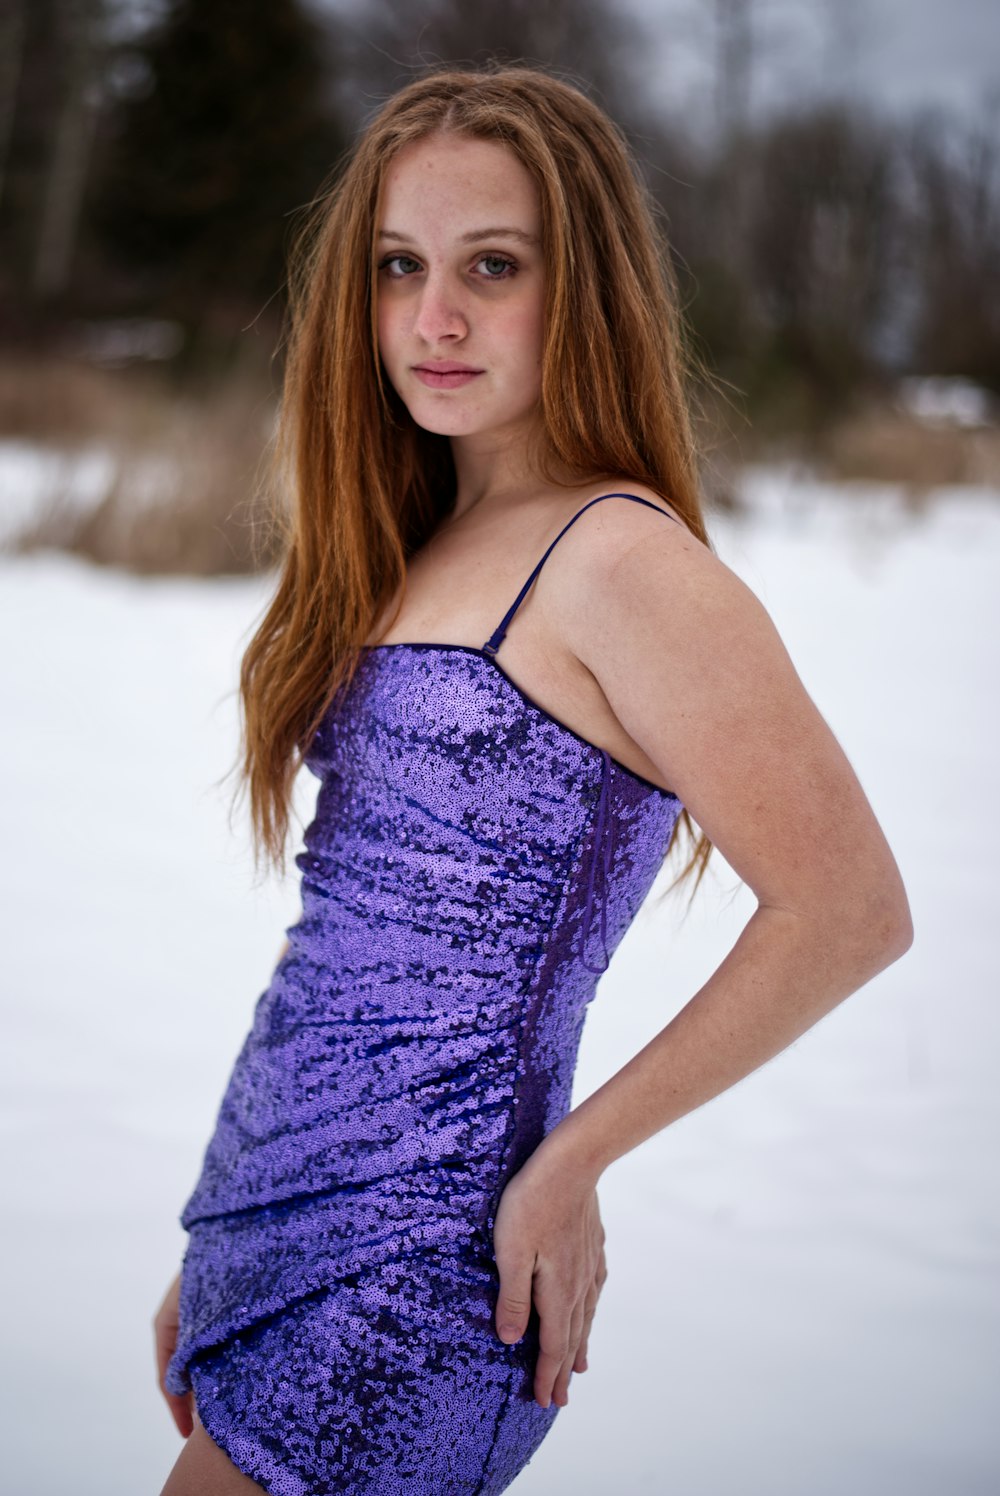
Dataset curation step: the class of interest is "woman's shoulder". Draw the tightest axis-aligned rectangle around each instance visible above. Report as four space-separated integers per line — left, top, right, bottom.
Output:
545 477 702 581
548 475 750 650
563 478 687 527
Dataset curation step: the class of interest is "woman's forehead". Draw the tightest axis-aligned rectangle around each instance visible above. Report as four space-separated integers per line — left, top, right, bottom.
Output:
379 134 540 220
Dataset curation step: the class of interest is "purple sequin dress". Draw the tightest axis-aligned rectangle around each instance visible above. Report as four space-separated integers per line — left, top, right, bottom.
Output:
165 494 683 1494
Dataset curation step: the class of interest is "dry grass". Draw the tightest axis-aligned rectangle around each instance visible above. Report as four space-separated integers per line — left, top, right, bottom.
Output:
815 400 1000 495
2 354 285 575
3 356 997 576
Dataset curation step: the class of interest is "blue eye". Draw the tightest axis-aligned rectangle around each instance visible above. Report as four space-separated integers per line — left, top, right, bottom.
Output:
379 254 421 277
475 255 517 279
377 253 518 280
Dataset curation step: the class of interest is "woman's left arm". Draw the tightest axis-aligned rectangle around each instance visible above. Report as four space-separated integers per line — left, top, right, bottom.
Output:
492 507 913 1407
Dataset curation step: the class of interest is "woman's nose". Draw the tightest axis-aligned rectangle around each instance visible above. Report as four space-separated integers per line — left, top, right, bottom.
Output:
413 274 468 341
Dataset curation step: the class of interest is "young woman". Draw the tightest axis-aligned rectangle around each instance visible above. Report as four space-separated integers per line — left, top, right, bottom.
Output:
155 65 912 1496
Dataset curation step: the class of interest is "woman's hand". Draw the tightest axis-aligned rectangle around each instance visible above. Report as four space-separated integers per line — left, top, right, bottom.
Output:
492 1135 607 1410
153 1271 194 1438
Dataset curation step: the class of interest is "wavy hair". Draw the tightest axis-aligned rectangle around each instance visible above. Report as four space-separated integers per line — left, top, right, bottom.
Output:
237 63 716 899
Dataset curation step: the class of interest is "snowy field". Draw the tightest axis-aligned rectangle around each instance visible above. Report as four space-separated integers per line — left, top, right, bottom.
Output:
1 464 998 1495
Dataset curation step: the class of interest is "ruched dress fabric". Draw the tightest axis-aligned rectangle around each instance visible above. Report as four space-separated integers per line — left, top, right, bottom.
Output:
165 493 684 1494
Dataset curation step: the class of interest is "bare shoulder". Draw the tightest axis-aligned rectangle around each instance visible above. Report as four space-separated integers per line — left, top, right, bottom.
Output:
551 479 910 933
544 477 721 633
555 476 788 719
559 479 695 544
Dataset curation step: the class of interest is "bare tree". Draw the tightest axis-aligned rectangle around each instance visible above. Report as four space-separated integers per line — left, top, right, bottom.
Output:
33 0 105 298
0 0 26 213
332 0 648 144
904 103 1000 387
743 102 901 406
714 0 753 145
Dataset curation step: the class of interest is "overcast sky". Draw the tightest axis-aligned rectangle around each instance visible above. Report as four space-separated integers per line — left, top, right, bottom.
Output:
622 0 999 128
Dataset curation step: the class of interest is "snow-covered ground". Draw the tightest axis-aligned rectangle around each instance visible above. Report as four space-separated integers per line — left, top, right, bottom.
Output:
1 465 998 1495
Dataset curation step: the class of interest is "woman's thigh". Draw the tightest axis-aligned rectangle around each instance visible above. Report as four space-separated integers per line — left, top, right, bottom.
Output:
159 1401 265 1495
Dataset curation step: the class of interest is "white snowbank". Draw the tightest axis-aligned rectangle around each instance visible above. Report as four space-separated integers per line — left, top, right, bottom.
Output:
1 469 997 1495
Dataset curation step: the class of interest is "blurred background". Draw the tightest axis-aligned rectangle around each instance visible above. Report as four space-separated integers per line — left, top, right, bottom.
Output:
1 0 999 560
1 2 997 1494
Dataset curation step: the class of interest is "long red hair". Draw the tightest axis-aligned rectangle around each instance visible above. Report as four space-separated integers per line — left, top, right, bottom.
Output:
237 64 716 897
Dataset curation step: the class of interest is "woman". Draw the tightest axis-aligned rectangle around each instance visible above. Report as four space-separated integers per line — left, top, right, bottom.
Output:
155 65 912 1496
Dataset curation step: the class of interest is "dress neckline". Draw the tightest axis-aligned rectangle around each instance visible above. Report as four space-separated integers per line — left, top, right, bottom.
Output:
356 641 679 801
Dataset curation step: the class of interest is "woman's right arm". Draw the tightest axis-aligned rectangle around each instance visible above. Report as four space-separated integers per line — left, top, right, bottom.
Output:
153 1272 193 1438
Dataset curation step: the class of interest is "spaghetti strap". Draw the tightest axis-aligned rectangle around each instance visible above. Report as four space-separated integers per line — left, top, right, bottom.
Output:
478 492 680 978
481 492 679 659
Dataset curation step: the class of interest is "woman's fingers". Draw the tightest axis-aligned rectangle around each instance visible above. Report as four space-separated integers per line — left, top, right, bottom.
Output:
532 1267 587 1408
491 1157 609 1407
166 1389 195 1439
494 1241 536 1346
550 1294 586 1406
572 1243 607 1374
533 1311 571 1408
154 1272 193 1439
553 1348 578 1405
155 1324 193 1437
573 1282 601 1372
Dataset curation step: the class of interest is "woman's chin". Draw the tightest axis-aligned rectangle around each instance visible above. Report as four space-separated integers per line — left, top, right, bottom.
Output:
404 406 492 439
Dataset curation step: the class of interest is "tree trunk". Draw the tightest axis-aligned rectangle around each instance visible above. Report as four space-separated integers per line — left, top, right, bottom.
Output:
0 0 26 213
33 0 102 299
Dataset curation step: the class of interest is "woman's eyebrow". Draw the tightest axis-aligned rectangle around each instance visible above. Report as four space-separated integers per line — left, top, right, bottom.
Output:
377 227 540 246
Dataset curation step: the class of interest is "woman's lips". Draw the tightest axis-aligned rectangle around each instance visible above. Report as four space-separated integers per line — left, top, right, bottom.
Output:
413 367 483 390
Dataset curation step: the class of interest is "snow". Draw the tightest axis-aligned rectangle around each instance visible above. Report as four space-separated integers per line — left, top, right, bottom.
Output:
1 466 998 1495
0 440 122 542
896 375 997 429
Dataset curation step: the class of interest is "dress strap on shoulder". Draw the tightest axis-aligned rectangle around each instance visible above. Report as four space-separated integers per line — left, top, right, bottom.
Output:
482 492 678 659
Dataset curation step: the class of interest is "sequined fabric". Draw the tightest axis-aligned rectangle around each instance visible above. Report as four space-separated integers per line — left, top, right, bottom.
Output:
165 495 684 1493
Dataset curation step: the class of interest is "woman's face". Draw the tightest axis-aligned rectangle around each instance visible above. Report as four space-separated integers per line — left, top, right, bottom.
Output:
375 133 545 446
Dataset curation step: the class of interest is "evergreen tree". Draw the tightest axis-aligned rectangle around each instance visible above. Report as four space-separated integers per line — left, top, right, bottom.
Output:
94 0 345 338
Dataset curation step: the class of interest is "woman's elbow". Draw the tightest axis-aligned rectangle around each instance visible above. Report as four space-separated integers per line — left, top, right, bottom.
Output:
835 826 915 973
857 876 914 972
876 892 914 964
812 865 914 986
